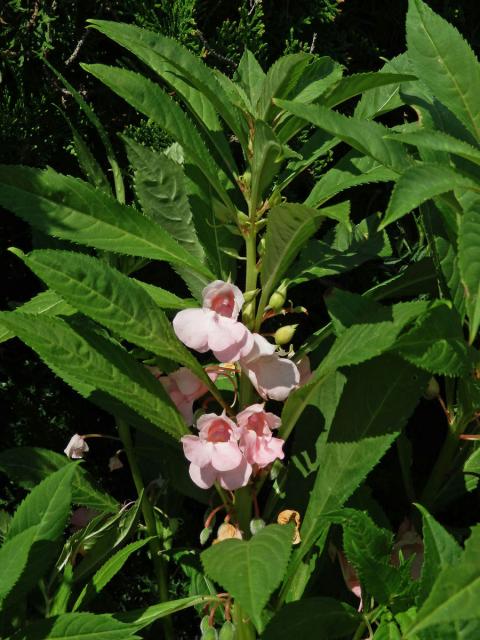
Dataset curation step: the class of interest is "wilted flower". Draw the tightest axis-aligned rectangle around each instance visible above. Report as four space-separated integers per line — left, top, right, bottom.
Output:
237 403 284 468
70 507 99 531
277 509 302 544
108 452 124 472
213 522 243 544
240 334 300 401
181 412 252 490
173 280 254 362
64 434 89 459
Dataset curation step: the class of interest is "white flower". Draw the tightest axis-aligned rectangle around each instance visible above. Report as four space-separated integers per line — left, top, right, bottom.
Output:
64 434 89 459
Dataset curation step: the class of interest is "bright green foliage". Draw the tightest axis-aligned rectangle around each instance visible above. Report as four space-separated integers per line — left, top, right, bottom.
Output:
0 527 39 608
202 524 293 632
458 203 480 343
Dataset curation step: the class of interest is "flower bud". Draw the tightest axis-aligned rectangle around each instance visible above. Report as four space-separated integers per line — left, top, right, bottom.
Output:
219 621 236 640
200 526 213 546
274 324 298 346
423 377 440 400
268 280 288 312
200 616 211 635
258 237 266 257
202 629 218 640
243 288 259 304
250 518 266 536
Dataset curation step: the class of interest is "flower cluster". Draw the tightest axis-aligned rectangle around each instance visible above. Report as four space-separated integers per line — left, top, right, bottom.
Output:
181 405 285 490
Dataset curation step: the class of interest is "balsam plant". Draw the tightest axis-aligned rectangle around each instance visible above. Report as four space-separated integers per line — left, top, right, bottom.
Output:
1 0 480 638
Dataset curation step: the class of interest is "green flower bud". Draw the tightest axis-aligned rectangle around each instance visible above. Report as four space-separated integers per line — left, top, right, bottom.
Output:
250 518 266 535
243 288 259 304
200 616 211 634
424 377 440 400
219 621 236 640
200 527 213 545
268 189 282 208
258 237 266 257
202 628 218 640
274 324 298 346
268 280 288 312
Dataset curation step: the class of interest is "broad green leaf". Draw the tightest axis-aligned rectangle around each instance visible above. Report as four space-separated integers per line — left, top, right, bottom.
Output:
458 204 480 343
201 524 293 632
0 447 118 513
250 120 283 208
17 249 212 389
284 356 428 602
0 312 188 439
394 304 477 376
405 526 480 636
234 48 266 109
9 614 139 640
0 165 213 278
321 72 417 109
262 597 360 639
0 289 74 345
73 537 152 611
306 149 397 207
7 464 76 541
406 0 480 142
87 19 246 150
388 129 480 166
82 64 234 209
380 163 479 228
416 505 462 606
275 99 410 173
0 526 38 607
256 53 313 121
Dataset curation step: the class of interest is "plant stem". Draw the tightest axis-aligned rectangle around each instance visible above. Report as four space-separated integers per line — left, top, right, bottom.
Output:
232 602 257 639
116 418 174 640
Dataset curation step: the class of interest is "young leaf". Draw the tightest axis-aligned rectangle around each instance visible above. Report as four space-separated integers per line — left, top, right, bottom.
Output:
262 597 360 639
235 49 266 109
458 203 480 343
17 249 212 389
380 163 479 228
0 165 213 279
64 116 111 193
0 312 188 439
404 526 480 636
416 505 462 606
81 64 234 210
406 0 480 143
250 120 283 208
201 524 293 632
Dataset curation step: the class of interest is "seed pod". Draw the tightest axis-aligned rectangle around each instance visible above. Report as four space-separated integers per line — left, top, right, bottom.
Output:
274 324 298 346
250 518 266 535
219 621 236 640
200 527 213 546
200 615 211 634
202 628 219 640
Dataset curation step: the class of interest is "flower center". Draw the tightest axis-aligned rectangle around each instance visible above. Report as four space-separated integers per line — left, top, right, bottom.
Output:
207 418 231 443
247 413 266 436
210 291 235 317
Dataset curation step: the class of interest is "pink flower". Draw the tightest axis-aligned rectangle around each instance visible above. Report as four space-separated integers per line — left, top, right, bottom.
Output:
64 434 89 459
391 518 424 581
337 550 363 611
240 334 300 401
237 404 284 468
173 281 253 362
150 366 210 425
181 412 252 490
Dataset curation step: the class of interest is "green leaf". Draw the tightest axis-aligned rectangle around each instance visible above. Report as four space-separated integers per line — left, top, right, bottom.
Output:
305 149 397 207
250 120 283 208
82 64 234 209
388 129 480 166
0 526 39 608
321 72 417 109
73 538 152 611
405 526 480 636
458 203 480 343
0 289 74 345
0 447 118 513
380 163 479 228
406 0 480 142
201 524 293 632
64 117 111 193
0 312 188 439
394 303 477 376
416 505 462 606
235 49 266 109
275 99 410 173
17 249 211 388
87 19 246 150
262 597 360 639
7 464 77 541
0 165 213 278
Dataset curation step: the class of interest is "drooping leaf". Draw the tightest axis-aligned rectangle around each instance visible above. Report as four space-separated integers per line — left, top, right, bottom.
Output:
0 165 213 278
81 64 234 209
388 129 480 166
0 312 188 439
380 163 479 228
406 0 480 143
201 524 294 632
405 526 480 636
458 203 480 343
0 447 118 513
416 505 462 606
262 597 360 639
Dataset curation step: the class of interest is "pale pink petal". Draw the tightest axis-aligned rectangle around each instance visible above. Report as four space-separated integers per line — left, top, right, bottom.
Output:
64 434 89 459
176 399 194 425
181 435 212 467
241 333 276 363
207 317 251 362
218 457 252 490
211 441 243 471
244 355 300 401
189 462 217 489
202 280 244 320
173 308 212 352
